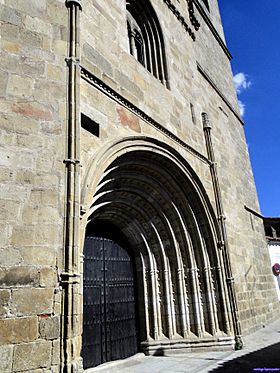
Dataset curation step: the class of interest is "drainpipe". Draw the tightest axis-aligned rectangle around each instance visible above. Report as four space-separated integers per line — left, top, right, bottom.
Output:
61 0 82 372
202 112 243 350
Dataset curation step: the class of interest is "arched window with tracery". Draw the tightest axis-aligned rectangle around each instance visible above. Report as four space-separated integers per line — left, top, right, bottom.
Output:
126 0 170 88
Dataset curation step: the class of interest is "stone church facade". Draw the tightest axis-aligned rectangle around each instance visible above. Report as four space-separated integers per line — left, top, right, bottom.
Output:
0 0 278 372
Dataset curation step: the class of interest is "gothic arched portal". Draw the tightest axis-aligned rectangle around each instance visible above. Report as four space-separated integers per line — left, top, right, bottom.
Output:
81 139 234 367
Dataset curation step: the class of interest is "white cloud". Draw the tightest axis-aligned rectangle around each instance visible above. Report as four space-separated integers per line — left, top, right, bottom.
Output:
233 72 252 117
238 100 245 117
233 72 252 94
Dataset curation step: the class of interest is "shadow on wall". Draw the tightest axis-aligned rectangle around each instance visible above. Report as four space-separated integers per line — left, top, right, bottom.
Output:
209 342 280 372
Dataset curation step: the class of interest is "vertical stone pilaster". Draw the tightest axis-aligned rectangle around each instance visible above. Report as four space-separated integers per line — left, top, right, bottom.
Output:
202 112 243 350
61 1 82 372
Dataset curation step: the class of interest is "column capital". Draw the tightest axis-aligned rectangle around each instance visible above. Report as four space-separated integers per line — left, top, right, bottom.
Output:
65 0 82 10
201 112 212 130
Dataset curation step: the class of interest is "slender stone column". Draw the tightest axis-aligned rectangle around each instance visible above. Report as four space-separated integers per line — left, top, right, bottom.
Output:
140 253 151 340
204 265 220 335
166 215 189 337
189 207 218 335
202 112 243 350
142 234 161 339
216 264 232 334
177 267 189 337
152 224 176 339
151 268 161 339
190 267 204 337
61 1 82 372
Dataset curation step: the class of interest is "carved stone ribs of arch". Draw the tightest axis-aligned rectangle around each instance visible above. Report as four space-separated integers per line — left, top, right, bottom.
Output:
82 139 234 354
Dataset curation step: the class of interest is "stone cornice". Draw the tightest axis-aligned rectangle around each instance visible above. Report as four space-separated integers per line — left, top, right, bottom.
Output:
187 0 200 31
81 66 210 164
267 238 280 243
162 0 196 41
197 63 244 125
244 205 263 219
192 0 232 60
163 0 232 60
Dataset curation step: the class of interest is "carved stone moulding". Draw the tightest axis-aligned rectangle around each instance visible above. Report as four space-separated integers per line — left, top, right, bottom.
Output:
141 335 234 355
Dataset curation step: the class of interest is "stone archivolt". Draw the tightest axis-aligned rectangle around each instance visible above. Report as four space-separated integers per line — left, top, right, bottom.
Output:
82 139 233 353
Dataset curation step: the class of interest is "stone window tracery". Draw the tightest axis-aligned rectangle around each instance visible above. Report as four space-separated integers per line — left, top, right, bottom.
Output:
126 0 170 88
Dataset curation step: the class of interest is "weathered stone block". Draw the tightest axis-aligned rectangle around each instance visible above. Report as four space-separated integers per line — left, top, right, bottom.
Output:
51 339 60 365
13 340 51 372
0 70 8 96
53 39 67 56
0 52 21 74
7 74 33 98
1 22 20 43
46 64 64 82
0 224 11 249
115 70 143 99
0 267 39 287
0 345 13 373
11 288 53 316
0 316 38 344
11 102 53 121
18 29 43 48
16 134 45 150
0 200 21 222
0 248 21 267
5 0 46 17
40 120 63 135
21 247 57 267
21 58 46 77
0 147 35 170
0 113 39 135
53 290 62 315
2 40 21 54
0 289 10 317
15 169 35 185
117 106 141 133
0 5 22 26
83 43 113 77
39 315 60 340
29 189 58 206
39 268 57 288
46 0 67 26
22 205 61 225
0 167 14 183
24 15 51 36
11 224 60 247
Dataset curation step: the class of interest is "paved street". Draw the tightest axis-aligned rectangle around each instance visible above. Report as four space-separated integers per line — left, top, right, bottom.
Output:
87 318 280 373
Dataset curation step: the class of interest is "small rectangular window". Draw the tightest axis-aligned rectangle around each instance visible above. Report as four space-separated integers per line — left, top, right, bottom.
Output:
81 113 100 137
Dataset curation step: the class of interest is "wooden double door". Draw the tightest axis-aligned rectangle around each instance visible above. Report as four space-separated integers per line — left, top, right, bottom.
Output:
82 236 138 369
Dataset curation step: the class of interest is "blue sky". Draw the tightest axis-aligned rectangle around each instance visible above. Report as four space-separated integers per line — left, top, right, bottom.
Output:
218 1 280 217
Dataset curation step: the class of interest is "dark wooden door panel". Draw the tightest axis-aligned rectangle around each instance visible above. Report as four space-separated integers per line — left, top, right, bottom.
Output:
82 236 138 369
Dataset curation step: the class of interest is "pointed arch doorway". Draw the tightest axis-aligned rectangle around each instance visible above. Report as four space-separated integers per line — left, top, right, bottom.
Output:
82 222 139 369
81 142 235 370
